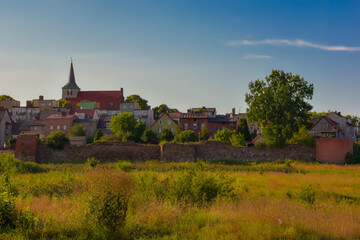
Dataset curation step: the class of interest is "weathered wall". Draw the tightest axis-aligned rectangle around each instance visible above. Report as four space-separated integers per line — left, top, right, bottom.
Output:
162 141 316 162
316 138 353 164
36 141 161 163
15 135 37 162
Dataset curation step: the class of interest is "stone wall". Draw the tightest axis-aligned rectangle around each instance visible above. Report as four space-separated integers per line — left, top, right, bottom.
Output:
36 141 161 163
15 135 37 162
17 139 316 164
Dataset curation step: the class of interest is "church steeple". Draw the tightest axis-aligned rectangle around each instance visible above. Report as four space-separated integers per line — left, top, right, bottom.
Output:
62 60 81 100
62 60 80 90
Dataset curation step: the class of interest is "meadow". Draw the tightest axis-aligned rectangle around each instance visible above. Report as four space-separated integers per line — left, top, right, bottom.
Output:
0 153 359 239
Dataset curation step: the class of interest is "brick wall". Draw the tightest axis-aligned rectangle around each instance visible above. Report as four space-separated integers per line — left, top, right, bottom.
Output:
316 138 353 164
15 135 37 162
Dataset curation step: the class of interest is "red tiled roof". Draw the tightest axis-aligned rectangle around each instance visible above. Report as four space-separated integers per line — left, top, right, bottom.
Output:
167 112 181 120
323 116 341 131
46 114 76 119
69 109 96 119
181 113 209 118
66 91 124 110
251 135 261 144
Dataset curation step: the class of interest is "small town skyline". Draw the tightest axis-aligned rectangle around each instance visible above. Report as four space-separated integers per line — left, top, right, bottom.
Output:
1 1 359 115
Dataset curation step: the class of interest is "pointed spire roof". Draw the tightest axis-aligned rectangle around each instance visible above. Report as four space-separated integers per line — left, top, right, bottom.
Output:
62 60 80 89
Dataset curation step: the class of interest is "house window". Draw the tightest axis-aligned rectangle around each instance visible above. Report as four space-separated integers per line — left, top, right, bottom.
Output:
159 120 162 125
250 126 254 131
158 128 161 133
48 103 51 106
170 128 173 132
201 123 204 129
42 126 46 131
50 126 53 130
184 123 188 130
193 124 197 130
123 105 127 109
216 127 219 132
40 103 45 106
210 127 213 132
130 105 133 109
33 126 38 131
168 120 171 125
57 126 60 130
63 126 67 130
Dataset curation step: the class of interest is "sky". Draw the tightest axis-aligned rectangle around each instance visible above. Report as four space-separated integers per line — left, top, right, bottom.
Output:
0 0 359 115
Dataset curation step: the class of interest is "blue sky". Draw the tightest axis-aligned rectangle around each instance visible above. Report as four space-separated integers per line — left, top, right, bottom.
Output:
1 0 359 115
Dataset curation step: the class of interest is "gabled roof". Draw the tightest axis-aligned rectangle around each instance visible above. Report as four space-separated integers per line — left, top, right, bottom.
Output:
167 112 181 120
208 116 236 123
181 112 209 119
149 112 178 129
46 114 76 120
310 115 342 131
62 61 80 90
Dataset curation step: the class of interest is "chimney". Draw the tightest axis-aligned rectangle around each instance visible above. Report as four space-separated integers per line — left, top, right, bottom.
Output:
39 95 44 101
26 101 33 108
232 108 235 115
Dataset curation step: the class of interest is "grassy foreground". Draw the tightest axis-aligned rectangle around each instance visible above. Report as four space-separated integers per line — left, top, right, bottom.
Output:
0 154 360 239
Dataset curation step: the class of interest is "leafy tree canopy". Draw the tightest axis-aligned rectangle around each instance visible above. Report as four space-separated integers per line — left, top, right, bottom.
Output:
200 126 210 141
125 95 148 110
214 129 234 142
110 112 138 136
0 95 14 101
237 118 251 141
141 129 159 144
46 131 70 150
153 104 179 120
69 124 86 137
58 99 70 108
174 130 198 143
160 129 174 142
245 70 314 148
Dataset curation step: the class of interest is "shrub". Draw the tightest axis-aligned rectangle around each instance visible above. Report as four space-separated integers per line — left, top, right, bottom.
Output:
287 126 315 147
159 129 174 142
116 161 132 172
254 140 267 148
141 129 159 144
86 157 100 168
0 154 45 174
237 118 251 141
214 129 234 142
345 141 360 164
69 124 86 137
46 131 70 150
7 139 16 147
93 129 103 142
298 184 316 205
174 130 198 143
230 133 246 147
200 126 210 141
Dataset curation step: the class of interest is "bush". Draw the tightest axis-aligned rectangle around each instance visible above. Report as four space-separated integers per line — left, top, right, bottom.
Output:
345 141 360 164
174 130 198 143
230 133 246 147
254 140 267 149
46 131 70 150
200 126 210 141
86 157 100 168
298 184 316 205
141 129 159 144
214 129 234 142
159 129 174 142
287 126 315 147
0 154 45 174
116 161 132 172
93 129 103 142
7 139 16 147
69 124 86 137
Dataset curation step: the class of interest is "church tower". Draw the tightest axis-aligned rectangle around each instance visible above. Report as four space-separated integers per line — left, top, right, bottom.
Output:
62 60 80 100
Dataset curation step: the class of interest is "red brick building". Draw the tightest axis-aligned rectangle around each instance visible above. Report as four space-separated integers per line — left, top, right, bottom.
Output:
45 114 76 137
62 61 125 110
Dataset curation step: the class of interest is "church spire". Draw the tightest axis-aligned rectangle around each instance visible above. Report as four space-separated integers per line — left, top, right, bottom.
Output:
62 60 80 90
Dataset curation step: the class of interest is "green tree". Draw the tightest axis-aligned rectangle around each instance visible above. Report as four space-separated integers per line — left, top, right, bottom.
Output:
200 126 210 141
230 133 246 147
93 129 103 142
134 122 147 142
58 99 70 108
174 130 198 143
46 131 70 150
287 126 315 147
141 129 159 144
245 70 314 148
160 129 174 142
214 129 234 142
125 94 148 110
110 112 138 136
153 104 179 120
0 95 14 101
69 124 86 137
237 119 251 141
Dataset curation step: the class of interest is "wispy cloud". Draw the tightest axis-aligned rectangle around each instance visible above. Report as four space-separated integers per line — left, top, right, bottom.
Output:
227 39 360 52
244 54 272 59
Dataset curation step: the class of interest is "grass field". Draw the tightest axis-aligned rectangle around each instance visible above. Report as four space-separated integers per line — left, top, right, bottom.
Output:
0 153 360 239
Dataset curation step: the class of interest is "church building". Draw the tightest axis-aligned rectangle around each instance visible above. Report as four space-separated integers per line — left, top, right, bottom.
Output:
62 61 124 110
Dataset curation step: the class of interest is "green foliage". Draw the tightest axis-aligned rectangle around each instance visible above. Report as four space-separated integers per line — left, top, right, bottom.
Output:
69 124 86 137
287 126 315 147
230 133 246 147
200 126 210 141
250 130 258 140
93 129 103 142
46 131 70 150
194 109 204 113
176 122 183 135
141 129 159 144
116 161 132 172
7 139 16 147
238 118 251 141
86 157 100 168
110 112 138 136
345 141 360 164
153 104 179 120
159 129 174 142
125 94 148 110
134 122 146 142
174 130 198 143
245 70 314 148
254 140 267 148
0 154 45 174
214 129 234 142
57 99 70 108
0 95 14 101
298 184 316 205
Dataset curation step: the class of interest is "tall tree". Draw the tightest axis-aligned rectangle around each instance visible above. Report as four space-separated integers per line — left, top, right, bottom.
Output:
110 112 138 136
0 95 14 101
125 94 148 110
237 119 251 141
200 126 210 141
153 104 179 120
245 70 314 148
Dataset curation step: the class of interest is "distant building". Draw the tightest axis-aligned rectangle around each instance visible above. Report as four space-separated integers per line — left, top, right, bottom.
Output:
150 112 181 136
0 109 12 148
0 100 20 110
73 119 98 138
19 120 46 139
31 95 59 111
45 113 76 137
62 61 124 110
10 107 40 122
97 115 112 135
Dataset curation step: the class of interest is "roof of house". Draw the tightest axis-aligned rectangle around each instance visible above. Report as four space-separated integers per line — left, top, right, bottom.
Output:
0 109 8 121
46 114 76 120
310 115 342 131
167 112 181 120
69 109 96 119
181 113 209 119
39 110 62 120
66 91 124 109
62 61 80 90
150 113 178 129
191 107 216 112
98 115 112 128
208 116 236 123
251 134 264 144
